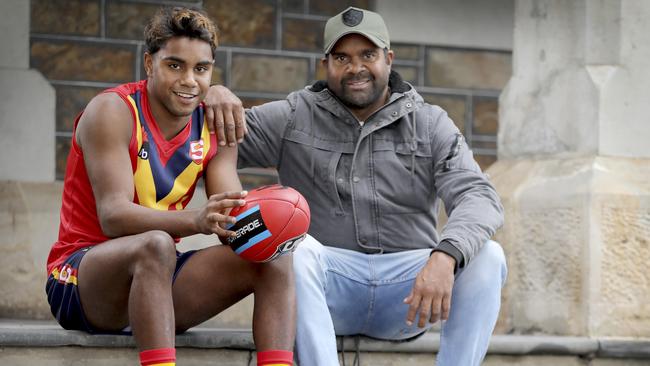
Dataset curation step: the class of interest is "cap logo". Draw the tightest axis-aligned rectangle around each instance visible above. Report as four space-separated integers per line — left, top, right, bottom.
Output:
342 8 363 27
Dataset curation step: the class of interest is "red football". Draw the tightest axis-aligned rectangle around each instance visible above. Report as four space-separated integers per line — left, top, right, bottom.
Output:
226 184 310 262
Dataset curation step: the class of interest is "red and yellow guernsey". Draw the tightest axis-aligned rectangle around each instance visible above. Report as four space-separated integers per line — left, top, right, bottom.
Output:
47 80 217 278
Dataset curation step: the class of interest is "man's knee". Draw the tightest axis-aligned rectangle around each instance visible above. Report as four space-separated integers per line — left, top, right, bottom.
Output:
292 235 329 294
293 235 324 274
483 240 506 264
476 240 507 285
132 230 176 273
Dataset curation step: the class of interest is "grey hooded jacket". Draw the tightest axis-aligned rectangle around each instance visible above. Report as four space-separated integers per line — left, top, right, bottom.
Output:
238 72 503 268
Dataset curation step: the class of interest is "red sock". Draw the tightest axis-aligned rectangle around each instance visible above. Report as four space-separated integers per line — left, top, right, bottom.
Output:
257 349 293 365
139 348 176 366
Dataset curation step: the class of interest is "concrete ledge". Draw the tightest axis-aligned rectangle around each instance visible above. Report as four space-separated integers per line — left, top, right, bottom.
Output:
598 339 650 359
1 320 649 359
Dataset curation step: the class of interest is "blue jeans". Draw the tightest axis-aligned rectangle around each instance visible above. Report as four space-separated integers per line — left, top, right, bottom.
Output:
294 235 507 366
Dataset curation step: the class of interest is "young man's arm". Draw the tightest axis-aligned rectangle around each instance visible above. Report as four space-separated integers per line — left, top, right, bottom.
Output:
203 144 245 206
76 93 242 239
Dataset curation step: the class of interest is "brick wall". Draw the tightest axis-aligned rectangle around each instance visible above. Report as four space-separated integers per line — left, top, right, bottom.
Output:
30 0 510 182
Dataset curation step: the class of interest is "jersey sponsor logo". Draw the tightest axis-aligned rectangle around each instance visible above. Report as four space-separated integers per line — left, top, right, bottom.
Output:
190 140 204 165
138 141 150 160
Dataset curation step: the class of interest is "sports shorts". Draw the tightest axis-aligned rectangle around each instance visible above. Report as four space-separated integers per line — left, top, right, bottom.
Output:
45 246 196 334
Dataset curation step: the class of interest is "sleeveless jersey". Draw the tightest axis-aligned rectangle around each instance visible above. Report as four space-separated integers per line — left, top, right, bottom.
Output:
46 80 217 275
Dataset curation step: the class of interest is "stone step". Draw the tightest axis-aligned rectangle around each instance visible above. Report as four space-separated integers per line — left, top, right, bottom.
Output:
1 319 650 365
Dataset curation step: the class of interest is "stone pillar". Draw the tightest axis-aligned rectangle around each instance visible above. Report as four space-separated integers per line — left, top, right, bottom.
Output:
0 0 56 318
491 0 650 337
0 0 55 182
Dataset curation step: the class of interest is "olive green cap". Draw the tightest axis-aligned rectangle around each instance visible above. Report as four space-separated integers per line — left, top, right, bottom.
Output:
323 7 390 54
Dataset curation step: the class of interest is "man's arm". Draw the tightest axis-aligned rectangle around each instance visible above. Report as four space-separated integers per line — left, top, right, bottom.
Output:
432 111 504 268
77 93 242 239
404 107 503 328
203 84 295 169
237 100 294 169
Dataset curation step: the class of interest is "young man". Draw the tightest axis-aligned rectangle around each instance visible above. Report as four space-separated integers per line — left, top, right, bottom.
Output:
206 7 507 366
45 7 295 366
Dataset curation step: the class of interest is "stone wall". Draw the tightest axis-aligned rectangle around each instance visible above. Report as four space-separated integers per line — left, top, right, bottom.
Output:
29 0 511 181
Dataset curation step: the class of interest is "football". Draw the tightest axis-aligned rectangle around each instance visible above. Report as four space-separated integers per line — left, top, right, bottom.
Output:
226 184 310 262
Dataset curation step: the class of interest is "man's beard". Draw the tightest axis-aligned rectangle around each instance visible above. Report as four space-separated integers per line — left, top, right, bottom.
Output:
336 71 386 109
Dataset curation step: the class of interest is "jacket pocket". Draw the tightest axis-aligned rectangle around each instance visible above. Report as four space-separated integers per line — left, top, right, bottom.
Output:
372 139 434 214
281 129 353 215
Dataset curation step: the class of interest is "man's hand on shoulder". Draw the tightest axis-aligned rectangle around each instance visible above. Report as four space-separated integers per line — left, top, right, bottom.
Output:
204 85 247 147
404 251 456 328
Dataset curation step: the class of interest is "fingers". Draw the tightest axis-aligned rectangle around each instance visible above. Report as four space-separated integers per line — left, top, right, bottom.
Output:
205 196 247 219
404 292 421 327
405 276 453 328
206 212 237 235
205 103 216 134
205 212 237 229
208 190 248 201
414 295 431 328
235 108 246 144
214 108 227 146
202 191 248 236
441 292 452 321
428 294 442 325
222 105 237 147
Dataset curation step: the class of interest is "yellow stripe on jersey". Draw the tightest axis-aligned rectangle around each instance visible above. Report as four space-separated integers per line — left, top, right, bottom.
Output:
156 122 211 209
127 94 159 208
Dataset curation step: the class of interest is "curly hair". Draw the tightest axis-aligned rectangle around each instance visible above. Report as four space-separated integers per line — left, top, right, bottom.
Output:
144 7 218 58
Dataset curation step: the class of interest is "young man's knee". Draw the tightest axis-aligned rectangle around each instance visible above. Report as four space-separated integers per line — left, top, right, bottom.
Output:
132 230 176 271
260 253 293 280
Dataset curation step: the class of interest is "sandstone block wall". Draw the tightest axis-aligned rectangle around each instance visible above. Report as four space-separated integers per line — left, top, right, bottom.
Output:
490 156 650 338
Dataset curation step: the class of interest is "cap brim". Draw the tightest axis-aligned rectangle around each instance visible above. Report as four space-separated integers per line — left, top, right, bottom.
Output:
324 31 387 54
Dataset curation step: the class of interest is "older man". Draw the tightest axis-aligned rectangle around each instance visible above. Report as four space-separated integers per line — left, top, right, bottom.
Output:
207 7 507 365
